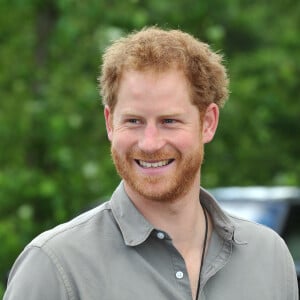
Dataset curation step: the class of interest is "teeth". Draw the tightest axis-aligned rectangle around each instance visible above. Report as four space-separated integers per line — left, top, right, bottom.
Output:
139 160 170 168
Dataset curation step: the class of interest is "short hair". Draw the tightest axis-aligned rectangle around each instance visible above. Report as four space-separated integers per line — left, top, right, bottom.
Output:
99 27 229 112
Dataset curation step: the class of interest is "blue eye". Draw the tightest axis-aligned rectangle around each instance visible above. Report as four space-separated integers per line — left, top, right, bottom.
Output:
164 119 176 124
128 119 139 123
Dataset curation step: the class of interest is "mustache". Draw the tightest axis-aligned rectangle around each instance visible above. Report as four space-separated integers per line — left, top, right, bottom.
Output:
127 149 180 161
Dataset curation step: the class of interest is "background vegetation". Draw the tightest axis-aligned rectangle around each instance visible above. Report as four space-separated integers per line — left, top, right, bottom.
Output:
0 0 299 296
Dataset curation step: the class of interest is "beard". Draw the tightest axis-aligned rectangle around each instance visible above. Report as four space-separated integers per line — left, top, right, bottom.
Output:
111 144 204 203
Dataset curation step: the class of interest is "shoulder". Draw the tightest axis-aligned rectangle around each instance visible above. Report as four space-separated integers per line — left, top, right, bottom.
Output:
230 214 282 243
29 200 114 249
230 215 298 297
229 214 296 275
4 201 120 299
229 214 292 257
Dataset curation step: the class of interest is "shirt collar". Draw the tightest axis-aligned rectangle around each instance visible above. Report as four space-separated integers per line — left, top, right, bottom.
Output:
110 181 239 246
200 187 236 242
110 182 154 246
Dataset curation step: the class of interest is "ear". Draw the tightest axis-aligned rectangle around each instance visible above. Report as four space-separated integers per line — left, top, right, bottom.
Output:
202 103 219 144
104 105 113 141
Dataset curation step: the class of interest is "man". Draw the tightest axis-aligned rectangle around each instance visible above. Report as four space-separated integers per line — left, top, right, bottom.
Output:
4 27 298 299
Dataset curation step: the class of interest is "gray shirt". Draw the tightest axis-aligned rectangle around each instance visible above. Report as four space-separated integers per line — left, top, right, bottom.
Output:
4 182 298 299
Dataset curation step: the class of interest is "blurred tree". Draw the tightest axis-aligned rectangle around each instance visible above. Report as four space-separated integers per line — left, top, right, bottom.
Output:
202 0 300 187
0 0 299 296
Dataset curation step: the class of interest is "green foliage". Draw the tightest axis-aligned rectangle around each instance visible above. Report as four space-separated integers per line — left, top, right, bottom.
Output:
1 0 299 296
202 0 300 187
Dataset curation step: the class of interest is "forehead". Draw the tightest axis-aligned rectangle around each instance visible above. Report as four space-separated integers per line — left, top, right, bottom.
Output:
118 69 191 101
112 69 199 119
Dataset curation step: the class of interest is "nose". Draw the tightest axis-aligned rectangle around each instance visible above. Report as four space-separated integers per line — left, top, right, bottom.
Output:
138 123 165 153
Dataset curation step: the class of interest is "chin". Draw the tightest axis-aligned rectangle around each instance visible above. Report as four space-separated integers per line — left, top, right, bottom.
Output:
127 178 192 203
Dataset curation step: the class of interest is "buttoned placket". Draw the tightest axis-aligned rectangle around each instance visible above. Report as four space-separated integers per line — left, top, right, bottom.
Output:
111 182 239 300
154 229 195 300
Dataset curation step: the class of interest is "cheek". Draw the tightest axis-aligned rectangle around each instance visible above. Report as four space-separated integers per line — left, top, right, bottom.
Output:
171 132 201 152
111 133 135 152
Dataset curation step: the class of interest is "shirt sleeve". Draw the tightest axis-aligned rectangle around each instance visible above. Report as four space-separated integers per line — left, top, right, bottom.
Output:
3 246 70 300
278 237 299 300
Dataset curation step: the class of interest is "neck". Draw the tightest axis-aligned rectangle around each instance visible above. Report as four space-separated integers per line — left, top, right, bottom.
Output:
124 180 209 254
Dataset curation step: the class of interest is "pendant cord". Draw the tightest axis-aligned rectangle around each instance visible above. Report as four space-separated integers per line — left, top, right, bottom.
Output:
195 202 208 300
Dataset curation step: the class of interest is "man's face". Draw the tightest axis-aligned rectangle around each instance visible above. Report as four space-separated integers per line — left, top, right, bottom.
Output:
105 69 209 203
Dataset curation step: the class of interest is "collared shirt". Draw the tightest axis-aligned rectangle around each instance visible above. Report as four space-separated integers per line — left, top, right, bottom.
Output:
4 182 298 299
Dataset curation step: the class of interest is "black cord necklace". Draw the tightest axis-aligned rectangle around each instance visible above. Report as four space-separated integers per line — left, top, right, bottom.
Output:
195 202 208 300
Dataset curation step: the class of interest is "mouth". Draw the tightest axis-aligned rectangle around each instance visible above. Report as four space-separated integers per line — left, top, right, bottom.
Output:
135 159 174 169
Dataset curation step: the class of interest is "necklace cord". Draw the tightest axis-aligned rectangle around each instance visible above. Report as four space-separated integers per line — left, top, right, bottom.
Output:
195 202 208 299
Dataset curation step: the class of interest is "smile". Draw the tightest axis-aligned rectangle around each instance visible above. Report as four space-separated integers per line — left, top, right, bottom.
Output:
136 159 173 168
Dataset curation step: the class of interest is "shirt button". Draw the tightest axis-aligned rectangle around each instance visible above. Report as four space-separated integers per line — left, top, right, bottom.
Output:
156 232 165 239
176 271 184 279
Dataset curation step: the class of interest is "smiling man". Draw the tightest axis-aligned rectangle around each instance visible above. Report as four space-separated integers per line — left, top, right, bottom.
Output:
106 69 207 203
4 27 298 300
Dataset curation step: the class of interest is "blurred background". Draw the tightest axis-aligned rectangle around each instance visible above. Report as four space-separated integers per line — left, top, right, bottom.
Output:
0 0 299 296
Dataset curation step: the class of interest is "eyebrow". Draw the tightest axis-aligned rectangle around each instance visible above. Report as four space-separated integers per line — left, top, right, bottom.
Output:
119 110 186 118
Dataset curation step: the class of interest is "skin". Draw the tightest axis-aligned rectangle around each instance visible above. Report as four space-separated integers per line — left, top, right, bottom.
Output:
105 69 219 299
